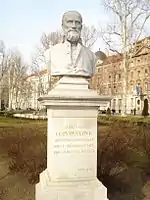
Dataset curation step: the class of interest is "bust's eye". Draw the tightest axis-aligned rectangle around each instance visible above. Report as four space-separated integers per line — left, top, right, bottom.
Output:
67 20 73 23
75 21 81 25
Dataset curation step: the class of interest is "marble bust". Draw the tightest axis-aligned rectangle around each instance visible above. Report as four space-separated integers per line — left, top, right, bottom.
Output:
44 11 96 77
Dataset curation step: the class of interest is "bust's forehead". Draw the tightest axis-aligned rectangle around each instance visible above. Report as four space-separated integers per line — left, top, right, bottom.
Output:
62 11 82 22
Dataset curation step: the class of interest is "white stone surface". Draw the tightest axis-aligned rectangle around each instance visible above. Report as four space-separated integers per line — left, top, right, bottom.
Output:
47 113 97 182
36 171 108 200
44 11 96 77
38 76 110 107
45 41 96 77
36 76 110 200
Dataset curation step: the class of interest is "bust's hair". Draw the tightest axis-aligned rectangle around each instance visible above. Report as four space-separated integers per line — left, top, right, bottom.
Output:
62 11 82 25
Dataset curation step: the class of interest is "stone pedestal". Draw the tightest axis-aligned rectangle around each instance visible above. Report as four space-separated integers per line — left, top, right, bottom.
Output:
36 76 110 200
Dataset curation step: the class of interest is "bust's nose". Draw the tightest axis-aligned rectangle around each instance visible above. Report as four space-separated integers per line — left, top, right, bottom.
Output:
71 21 76 29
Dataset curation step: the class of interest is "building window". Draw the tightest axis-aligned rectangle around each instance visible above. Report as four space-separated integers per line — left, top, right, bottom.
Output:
130 84 134 93
108 84 111 94
114 74 117 82
137 70 140 78
137 99 140 105
118 74 121 80
130 61 134 66
145 82 148 91
118 99 122 109
97 59 103 66
131 98 134 108
137 59 141 63
145 69 148 77
112 99 116 110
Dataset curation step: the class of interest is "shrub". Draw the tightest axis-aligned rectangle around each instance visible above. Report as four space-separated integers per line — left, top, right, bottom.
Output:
97 120 150 193
1 116 150 195
98 122 130 190
8 134 47 184
0 120 47 184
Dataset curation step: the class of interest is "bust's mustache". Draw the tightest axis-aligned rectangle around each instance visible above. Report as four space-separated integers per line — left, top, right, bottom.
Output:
67 29 80 33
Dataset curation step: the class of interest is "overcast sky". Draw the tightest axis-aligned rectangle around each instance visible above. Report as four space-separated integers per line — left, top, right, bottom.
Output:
0 0 150 65
0 0 110 64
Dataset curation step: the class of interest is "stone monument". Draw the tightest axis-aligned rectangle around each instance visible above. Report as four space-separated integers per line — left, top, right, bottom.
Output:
36 10 110 200
44 11 95 77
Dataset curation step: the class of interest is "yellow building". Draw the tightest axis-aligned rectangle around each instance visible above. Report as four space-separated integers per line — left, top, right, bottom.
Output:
91 37 150 115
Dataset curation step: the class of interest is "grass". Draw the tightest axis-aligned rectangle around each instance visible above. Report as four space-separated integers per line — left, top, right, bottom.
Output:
98 115 150 124
0 116 150 200
0 116 47 126
0 117 47 185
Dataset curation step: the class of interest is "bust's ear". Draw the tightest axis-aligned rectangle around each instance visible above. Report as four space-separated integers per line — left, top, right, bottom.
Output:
62 22 65 31
62 26 66 37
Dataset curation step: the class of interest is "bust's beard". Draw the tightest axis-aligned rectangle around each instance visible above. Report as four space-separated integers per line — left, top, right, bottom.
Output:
65 30 81 43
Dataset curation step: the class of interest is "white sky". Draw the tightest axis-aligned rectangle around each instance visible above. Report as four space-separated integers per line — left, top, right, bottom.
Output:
0 0 150 65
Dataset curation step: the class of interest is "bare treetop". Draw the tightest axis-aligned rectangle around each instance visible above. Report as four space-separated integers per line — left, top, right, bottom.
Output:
102 0 150 53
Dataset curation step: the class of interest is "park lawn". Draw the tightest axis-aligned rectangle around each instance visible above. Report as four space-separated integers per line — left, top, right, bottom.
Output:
0 117 47 200
98 115 150 125
0 116 150 200
0 116 47 127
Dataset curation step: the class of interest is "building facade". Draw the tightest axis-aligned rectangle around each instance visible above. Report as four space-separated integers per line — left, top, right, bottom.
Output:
10 69 51 110
91 37 150 115
9 37 150 114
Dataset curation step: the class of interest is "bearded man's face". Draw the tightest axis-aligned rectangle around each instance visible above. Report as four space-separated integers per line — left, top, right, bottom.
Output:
62 12 82 44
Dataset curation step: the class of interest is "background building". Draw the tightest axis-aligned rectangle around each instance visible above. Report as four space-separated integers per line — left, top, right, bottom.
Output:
9 37 150 115
10 69 50 110
91 37 150 115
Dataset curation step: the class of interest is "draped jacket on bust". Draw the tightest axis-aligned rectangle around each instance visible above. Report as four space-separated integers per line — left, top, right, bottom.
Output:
45 41 96 77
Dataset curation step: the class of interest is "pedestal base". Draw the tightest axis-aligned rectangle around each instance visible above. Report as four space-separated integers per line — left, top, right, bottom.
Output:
36 77 110 200
36 169 108 200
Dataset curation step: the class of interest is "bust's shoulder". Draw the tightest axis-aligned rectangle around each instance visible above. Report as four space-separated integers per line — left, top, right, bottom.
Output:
45 43 64 53
51 43 64 51
82 45 96 58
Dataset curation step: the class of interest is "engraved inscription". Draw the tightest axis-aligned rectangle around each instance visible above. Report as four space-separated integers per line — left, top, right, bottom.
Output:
53 126 95 155
51 119 97 179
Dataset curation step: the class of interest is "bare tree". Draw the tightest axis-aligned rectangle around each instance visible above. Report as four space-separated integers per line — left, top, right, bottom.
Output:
8 50 28 109
33 25 99 72
0 41 8 81
31 25 100 97
40 26 99 50
32 31 62 94
31 53 50 96
102 0 150 115
0 41 11 109
40 31 62 50
81 25 99 49
102 0 150 52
